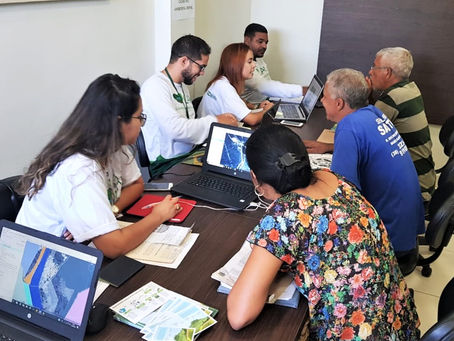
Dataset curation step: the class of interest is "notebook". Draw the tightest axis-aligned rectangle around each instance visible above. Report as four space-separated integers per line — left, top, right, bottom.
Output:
171 123 256 210
0 219 103 341
273 74 324 122
126 194 196 223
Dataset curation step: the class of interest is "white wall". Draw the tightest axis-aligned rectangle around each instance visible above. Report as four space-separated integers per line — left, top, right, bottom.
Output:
0 0 155 178
250 0 324 86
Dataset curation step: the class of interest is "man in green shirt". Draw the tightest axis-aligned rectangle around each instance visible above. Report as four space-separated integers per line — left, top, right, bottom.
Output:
368 47 435 206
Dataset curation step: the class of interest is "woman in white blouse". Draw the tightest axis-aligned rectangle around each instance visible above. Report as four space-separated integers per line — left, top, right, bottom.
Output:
17 74 181 258
197 43 274 126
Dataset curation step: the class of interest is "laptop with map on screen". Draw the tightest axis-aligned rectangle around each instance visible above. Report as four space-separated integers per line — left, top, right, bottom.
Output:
0 219 103 341
171 123 256 210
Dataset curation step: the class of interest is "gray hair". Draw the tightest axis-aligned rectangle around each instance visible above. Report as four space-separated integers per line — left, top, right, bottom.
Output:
376 47 414 80
326 68 369 110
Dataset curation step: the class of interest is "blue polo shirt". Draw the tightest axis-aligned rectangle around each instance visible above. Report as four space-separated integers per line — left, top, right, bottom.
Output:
331 105 425 252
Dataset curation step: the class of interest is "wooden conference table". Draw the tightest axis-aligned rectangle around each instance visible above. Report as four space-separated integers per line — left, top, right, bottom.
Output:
86 108 333 341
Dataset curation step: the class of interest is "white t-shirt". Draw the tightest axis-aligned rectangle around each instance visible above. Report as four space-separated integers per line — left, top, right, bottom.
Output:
16 146 141 243
242 58 302 102
141 72 216 161
197 76 250 121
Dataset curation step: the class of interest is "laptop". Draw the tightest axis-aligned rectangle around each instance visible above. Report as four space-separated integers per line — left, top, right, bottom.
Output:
274 74 324 122
0 219 103 341
171 123 256 210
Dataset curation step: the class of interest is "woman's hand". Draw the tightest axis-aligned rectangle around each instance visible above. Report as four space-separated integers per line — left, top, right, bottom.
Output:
63 229 74 241
152 194 182 222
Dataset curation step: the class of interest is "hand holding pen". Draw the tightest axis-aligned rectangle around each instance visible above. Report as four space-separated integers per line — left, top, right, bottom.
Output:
141 195 182 221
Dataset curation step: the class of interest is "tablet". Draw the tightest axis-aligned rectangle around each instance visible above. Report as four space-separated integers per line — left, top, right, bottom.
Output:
99 255 144 287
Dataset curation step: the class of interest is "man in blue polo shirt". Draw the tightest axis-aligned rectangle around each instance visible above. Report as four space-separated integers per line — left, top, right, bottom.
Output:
323 68 425 275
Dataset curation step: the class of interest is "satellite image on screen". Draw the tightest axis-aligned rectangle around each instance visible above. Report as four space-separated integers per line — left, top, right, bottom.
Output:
12 241 95 327
220 133 250 172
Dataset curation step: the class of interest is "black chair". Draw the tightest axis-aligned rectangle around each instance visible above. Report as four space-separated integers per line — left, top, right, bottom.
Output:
420 277 454 340
0 175 24 221
192 96 202 114
416 175 454 277
436 116 454 174
135 130 152 182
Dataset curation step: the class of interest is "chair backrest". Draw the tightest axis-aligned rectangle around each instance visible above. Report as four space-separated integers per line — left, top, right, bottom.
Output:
421 312 454 341
192 96 202 114
439 277 454 321
136 129 150 168
425 178 454 249
440 116 454 157
438 158 454 189
421 277 454 340
0 176 24 221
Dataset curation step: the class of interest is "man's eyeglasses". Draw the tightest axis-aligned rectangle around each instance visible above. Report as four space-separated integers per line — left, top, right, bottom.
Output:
131 113 147 126
186 56 207 72
370 65 391 71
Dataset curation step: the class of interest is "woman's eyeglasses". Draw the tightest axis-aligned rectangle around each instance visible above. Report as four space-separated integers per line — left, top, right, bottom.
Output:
131 113 147 126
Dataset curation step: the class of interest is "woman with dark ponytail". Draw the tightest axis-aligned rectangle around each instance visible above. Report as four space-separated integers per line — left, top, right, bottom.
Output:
227 124 420 340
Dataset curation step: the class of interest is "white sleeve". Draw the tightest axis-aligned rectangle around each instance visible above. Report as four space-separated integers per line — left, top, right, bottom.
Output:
53 166 119 243
141 76 216 145
198 79 250 121
246 77 303 98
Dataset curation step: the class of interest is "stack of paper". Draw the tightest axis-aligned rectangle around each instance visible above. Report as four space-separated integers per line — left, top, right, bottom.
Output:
111 281 218 341
118 221 199 269
211 241 300 308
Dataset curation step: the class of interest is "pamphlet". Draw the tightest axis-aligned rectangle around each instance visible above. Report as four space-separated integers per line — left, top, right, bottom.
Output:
111 281 218 340
308 153 333 169
211 241 299 306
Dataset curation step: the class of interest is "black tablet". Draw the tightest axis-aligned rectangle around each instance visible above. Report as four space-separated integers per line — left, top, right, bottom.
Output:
99 255 144 287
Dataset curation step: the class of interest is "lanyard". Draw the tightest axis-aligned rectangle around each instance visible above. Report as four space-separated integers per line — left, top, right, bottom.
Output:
164 68 190 119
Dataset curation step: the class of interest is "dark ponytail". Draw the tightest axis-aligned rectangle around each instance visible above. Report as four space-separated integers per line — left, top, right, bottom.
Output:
246 125 313 194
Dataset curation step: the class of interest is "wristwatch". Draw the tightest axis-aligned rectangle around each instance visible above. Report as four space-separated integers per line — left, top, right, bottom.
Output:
111 204 120 216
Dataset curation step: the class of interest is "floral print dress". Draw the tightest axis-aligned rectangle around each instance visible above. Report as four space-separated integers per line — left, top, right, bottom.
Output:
247 173 420 340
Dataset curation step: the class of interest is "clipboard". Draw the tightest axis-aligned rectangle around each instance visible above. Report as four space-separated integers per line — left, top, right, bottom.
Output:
126 194 196 223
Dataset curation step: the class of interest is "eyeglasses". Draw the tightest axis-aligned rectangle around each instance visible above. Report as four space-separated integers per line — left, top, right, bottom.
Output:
186 56 207 72
370 65 391 71
131 113 147 126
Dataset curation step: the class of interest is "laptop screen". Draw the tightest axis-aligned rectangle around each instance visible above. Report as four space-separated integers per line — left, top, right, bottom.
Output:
204 124 252 180
0 220 103 340
301 75 324 115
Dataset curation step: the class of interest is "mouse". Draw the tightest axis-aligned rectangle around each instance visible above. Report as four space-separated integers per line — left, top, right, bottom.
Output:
85 303 111 335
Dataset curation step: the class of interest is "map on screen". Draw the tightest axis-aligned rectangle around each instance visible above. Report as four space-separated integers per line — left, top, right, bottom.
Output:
12 241 95 327
220 133 250 172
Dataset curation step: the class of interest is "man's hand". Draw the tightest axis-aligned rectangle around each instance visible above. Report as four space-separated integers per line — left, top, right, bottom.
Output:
217 113 238 126
303 140 334 154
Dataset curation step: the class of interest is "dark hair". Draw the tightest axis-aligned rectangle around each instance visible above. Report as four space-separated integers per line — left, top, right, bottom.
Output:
244 23 268 38
246 124 313 194
20 73 140 198
206 43 250 94
169 35 211 63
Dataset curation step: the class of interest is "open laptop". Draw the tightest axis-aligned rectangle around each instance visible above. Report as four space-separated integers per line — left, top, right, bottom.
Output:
0 219 103 341
274 74 324 122
171 123 256 210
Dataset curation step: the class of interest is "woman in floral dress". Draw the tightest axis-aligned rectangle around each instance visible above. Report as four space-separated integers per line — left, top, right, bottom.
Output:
227 124 420 340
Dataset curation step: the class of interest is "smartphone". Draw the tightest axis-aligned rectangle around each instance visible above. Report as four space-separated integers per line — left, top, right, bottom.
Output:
144 182 173 191
281 120 304 128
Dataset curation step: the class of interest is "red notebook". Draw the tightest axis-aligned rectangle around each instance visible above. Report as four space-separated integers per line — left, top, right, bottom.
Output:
126 194 196 223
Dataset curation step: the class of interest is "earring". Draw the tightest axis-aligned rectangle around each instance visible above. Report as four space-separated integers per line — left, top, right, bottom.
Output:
254 185 265 197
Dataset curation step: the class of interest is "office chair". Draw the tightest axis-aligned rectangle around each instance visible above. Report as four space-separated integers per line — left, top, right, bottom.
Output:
416 175 454 277
420 277 454 340
135 130 152 182
0 175 24 221
192 96 202 114
436 116 454 174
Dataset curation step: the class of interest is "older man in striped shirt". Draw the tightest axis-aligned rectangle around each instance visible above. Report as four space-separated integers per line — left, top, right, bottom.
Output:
368 47 435 207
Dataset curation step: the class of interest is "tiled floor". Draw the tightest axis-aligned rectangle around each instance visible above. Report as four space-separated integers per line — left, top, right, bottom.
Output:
404 237 454 335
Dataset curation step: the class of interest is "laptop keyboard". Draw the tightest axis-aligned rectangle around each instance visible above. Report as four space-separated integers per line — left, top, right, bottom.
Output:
280 105 302 119
188 174 252 198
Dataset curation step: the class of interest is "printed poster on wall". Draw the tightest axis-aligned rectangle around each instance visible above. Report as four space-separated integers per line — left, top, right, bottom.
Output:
172 0 194 21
